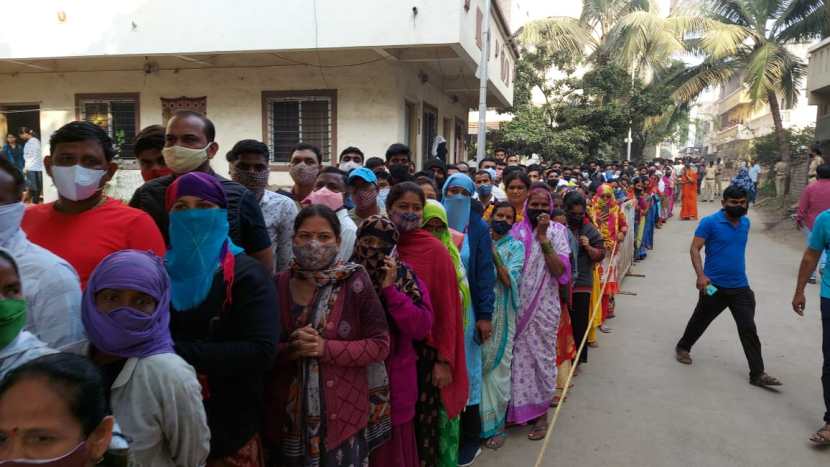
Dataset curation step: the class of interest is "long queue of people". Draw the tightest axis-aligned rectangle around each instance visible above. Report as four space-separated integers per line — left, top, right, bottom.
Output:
0 112 683 467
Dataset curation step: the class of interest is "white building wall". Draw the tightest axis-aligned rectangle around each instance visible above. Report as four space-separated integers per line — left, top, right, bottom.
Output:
0 56 469 197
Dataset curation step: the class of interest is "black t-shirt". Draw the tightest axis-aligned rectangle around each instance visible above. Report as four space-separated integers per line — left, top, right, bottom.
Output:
570 221 606 288
129 171 272 254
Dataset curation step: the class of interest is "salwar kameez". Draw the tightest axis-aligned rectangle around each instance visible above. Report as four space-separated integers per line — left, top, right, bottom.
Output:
480 235 524 438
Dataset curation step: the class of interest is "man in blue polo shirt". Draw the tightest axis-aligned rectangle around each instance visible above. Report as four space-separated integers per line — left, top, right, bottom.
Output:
676 185 782 388
792 208 830 444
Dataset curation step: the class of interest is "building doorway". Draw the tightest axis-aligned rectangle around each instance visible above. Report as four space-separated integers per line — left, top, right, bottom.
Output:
0 104 40 143
421 103 438 164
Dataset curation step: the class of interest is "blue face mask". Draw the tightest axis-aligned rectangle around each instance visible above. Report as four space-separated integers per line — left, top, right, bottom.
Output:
443 194 471 232
165 208 232 311
476 184 493 198
377 187 390 210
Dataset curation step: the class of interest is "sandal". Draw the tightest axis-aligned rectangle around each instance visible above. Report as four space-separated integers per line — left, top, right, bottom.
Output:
527 422 548 441
587 341 599 348
599 325 612 334
749 373 782 388
809 425 830 446
485 432 507 450
551 393 566 407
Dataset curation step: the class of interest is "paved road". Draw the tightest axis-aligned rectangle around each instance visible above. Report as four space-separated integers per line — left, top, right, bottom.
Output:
477 202 828 466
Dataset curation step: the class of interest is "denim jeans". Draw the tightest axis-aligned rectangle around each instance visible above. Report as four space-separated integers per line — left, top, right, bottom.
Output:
821 298 829 423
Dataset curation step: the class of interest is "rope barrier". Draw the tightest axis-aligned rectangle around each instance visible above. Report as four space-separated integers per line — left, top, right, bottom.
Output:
533 240 620 467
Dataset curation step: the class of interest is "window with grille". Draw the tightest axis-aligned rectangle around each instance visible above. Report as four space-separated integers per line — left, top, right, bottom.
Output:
264 92 335 163
77 94 139 158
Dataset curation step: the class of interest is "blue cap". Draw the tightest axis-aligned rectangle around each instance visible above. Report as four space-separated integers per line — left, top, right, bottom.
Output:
347 167 378 185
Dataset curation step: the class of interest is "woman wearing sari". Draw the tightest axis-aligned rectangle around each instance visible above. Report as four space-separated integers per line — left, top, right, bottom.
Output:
386 182 467 467
440 173 496 466
642 176 659 250
502 171 531 223
551 208 577 406
662 168 675 218
731 167 757 206
633 177 650 261
588 184 628 327
164 172 279 466
480 202 524 450
421 199 474 466
679 163 699 220
507 185 571 441
352 215 434 467
269 204 391 467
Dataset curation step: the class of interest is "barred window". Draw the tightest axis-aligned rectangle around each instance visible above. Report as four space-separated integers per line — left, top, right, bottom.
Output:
263 92 335 163
76 94 139 158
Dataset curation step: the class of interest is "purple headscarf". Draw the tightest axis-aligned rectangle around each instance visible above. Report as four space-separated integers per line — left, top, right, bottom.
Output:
82 250 174 359
165 171 227 211
510 186 571 285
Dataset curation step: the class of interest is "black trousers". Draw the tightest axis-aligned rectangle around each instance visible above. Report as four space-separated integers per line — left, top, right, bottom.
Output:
460 404 481 445
571 292 592 364
821 298 829 423
677 287 765 378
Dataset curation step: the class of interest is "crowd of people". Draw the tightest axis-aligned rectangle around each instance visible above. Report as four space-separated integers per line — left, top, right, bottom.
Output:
0 110 779 467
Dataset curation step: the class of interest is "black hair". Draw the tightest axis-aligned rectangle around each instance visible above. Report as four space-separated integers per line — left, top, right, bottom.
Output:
133 125 165 157
527 164 544 175
414 176 439 193
374 170 390 182
0 353 107 437
18 127 35 137
226 139 270 163
503 170 531 190
722 185 748 200
478 157 497 168
171 110 215 142
49 121 117 161
385 143 411 161
0 156 26 198
496 160 507 167
812 146 823 156
339 146 364 161
365 157 386 170
289 143 323 165
564 191 587 209
293 204 341 239
492 201 516 220
319 166 347 183
475 169 493 180
494 147 507 155
816 163 830 180
424 158 447 173
0 249 18 275
386 181 425 212
413 170 434 180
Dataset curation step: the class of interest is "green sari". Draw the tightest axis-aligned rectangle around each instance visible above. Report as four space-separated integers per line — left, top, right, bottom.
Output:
480 234 524 438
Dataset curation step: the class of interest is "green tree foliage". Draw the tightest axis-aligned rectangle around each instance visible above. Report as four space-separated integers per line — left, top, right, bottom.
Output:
751 125 816 166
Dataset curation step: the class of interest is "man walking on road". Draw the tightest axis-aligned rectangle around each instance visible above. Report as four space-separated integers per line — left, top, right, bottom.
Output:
792 207 830 445
675 185 782 388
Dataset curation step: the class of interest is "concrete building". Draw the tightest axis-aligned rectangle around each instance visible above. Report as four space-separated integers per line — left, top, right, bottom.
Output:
0 0 516 193
807 36 830 149
710 43 816 162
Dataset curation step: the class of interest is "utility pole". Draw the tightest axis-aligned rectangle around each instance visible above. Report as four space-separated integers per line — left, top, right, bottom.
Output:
476 0 491 165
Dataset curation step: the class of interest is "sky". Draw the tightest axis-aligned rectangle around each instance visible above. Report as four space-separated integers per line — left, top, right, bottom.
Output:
513 0 673 26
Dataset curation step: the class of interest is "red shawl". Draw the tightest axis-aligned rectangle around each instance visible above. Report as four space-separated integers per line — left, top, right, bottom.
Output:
397 228 468 418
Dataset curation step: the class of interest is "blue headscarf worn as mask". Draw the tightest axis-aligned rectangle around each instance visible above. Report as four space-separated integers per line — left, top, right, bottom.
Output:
442 173 475 233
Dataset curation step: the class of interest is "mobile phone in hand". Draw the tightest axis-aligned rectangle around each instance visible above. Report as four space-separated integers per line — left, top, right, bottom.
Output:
705 284 718 296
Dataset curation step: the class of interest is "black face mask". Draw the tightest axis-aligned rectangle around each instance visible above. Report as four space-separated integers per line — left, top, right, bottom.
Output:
526 208 545 228
567 213 584 229
491 220 513 236
389 164 410 182
724 205 747 218
547 178 559 188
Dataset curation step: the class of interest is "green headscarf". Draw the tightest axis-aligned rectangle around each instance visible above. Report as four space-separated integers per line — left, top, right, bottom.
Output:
0 249 27 348
422 200 472 317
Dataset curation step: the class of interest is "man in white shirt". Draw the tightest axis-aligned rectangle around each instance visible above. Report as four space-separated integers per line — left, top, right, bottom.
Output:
0 157 85 352
19 127 43 204
749 161 761 192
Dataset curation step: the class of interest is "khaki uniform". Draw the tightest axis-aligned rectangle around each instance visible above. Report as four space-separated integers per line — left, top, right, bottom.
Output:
774 161 788 197
808 156 825 183
703 166 717 202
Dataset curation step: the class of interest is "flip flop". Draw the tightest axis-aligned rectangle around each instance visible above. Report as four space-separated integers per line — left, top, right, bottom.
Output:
809 426 830 446
485 432 507 450
528 423 548 441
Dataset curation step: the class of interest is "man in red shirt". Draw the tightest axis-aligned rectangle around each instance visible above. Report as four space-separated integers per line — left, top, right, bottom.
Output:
22 121 166 288
797 164 830 283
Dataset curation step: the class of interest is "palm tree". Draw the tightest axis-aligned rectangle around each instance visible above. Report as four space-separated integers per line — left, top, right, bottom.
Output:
672 0 824 191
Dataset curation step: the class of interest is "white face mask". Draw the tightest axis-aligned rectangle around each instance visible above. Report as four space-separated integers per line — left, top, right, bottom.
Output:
50 165 107 201
161 143 212 174
0 202 24 245
339 160 361 172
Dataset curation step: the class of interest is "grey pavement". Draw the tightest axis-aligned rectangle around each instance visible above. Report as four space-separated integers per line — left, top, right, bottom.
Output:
476 201 828 467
